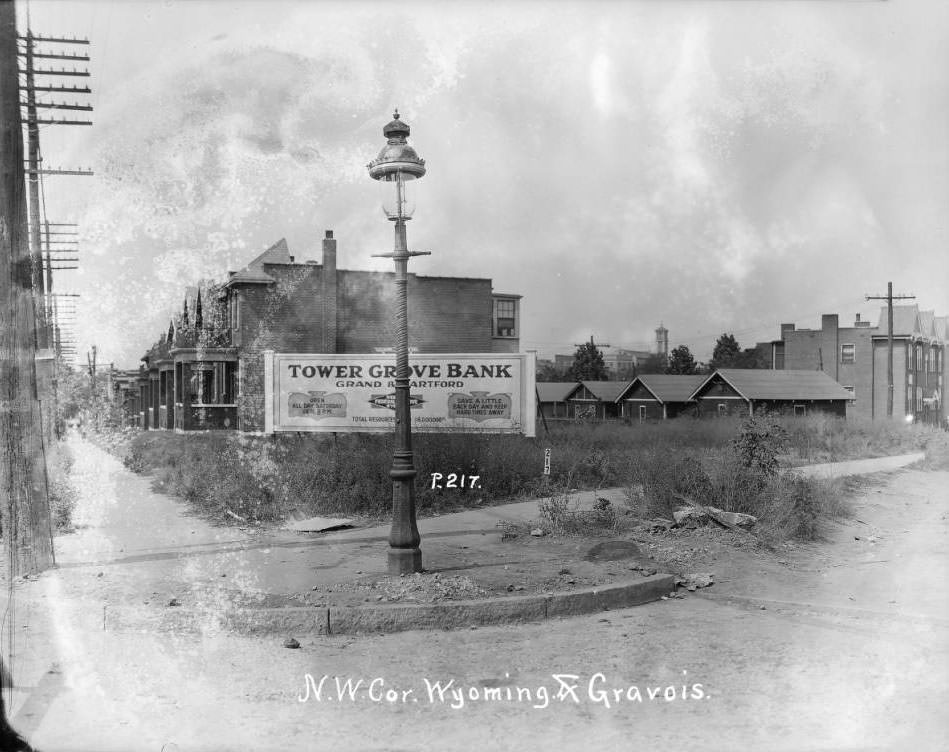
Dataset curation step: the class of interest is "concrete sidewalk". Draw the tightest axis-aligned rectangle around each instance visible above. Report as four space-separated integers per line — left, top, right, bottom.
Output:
21 439 926 636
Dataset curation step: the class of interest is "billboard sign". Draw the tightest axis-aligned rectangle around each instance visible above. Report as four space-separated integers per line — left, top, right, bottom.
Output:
264 352 536 436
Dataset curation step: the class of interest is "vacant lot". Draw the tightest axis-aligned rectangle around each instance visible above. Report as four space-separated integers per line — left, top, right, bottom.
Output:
100 415 948 545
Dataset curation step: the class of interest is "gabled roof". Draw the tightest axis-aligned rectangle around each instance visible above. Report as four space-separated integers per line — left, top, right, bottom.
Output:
578 380 633 403
918 310 936 339
875 304 920 337
692 369 854 401
935 316 948 343
225 238 292 287
624 374 707 403
536 382 581 402
247 237 293 266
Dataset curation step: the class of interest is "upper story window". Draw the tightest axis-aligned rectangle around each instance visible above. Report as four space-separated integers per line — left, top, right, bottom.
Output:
840 343 855 364
915 346 924 371
229 293 241 330
493 298 517 338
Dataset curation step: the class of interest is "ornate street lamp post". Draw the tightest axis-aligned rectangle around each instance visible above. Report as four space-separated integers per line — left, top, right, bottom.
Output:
368 111 428 575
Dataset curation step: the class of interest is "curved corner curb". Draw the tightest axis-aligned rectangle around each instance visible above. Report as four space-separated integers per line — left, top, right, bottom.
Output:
100 574 675 637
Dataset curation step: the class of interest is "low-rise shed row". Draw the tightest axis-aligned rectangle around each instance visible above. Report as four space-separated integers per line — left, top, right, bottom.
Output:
537 369 855 421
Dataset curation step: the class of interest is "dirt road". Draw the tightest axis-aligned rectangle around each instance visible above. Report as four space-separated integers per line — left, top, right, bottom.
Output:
3 453 947 751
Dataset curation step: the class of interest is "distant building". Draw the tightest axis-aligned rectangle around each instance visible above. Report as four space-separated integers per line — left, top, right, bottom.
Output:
136 231 522 431
763 307 945 425
655 324 669 359
553 342 657 378
534 369 853 422
691 369 855 418
618 374 706 421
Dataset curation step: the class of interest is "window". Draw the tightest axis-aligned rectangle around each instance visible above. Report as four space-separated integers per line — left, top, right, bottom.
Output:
840 344 855 364
494 299 517 337
717 403 727 416
229 292 241 330
794 404 807 416
639 404 646 422
916 347 923 371
189 362 238 405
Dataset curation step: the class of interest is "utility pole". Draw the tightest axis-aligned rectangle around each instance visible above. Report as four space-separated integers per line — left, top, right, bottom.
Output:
0 0 55 578
866 282 915 418
86 344 97 430
17 29 91 349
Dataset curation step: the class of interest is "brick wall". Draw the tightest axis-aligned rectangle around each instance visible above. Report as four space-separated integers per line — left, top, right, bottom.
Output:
872 339 909 420
336 271 493 353
234 265 498 431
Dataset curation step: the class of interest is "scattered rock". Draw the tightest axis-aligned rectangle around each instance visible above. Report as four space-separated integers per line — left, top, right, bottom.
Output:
676 573 714 591
558 568 571 575
283 637 301 649
628 565 657 577
96 572 103 578
760 605 767 610
673 508 708 528
530 528 545 537
708 508 757 528
167 598 180 607
584 540 643 562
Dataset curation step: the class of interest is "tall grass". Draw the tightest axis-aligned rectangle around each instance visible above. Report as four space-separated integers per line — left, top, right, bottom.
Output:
120 414 941 528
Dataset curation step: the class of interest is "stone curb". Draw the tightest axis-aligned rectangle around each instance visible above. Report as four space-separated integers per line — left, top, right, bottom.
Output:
101 574 675 636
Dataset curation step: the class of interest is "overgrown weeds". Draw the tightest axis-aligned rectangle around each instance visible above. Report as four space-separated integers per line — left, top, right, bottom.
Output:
115 413 940 534
47 442 78 532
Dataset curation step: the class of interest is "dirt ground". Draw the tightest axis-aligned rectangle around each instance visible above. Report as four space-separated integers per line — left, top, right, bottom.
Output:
0 466 943 751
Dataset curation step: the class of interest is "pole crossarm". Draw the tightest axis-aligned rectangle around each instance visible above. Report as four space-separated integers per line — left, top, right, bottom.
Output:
21 101 93 110
18 35 90 44
18 84 90 93
371 250 431 259
33 118 92 125
18 52 90 61
21 66 90 76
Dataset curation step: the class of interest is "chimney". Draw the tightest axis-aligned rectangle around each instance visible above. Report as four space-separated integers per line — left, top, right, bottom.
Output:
821 314 839 379
321 230 338 353
780 323 795 339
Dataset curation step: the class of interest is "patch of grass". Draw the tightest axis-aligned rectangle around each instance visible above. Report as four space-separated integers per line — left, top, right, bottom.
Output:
116 412 938 529
47 442 78 532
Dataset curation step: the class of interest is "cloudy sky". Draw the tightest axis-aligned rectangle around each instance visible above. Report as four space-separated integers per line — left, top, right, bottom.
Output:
21 0 949 366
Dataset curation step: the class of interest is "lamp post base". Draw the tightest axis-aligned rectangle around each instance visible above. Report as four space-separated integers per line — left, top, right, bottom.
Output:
388 547 422 576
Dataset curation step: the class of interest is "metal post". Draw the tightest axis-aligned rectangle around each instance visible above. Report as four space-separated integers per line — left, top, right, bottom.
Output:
387 214 421 575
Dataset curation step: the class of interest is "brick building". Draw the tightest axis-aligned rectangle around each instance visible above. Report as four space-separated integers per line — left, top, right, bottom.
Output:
763 306 945 425
137 231 521 431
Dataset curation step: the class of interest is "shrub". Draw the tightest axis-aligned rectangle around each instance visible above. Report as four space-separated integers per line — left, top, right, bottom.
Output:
47 442 78 532
732 415 788 476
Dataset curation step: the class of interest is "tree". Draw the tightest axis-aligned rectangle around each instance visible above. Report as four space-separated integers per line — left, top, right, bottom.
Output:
567 341 608 381
709 333 742 370
665 345 698 375
536 362 571 382
735 346 767 369
638 353 667 375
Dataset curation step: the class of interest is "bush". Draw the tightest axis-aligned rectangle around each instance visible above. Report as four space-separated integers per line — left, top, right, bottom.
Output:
732 415 788 476
47 442 78 532
118 412 936 531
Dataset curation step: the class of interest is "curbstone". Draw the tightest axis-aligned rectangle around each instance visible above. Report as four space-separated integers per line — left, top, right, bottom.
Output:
99 574 674 636
329 596 548 635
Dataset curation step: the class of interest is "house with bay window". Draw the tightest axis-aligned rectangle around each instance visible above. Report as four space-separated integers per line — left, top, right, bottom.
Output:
136 230 521 431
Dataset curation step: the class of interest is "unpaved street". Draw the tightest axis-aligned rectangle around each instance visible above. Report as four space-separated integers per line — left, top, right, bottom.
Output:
3 453 947 751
